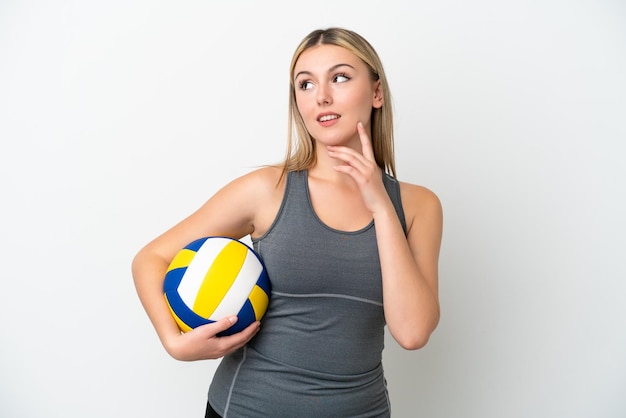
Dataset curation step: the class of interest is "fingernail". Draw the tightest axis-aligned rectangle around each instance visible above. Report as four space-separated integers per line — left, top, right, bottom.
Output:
229 316 238 324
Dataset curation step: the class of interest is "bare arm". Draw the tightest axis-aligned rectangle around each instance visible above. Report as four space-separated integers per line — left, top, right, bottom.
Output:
374 183 442 349
131 167 283 360
328 122 442 349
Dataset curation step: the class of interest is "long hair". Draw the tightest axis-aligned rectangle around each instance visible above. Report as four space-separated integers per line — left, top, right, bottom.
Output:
281 27 396 178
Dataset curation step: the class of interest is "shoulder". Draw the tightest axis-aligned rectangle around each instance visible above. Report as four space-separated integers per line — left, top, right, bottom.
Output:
399 181 441 208
199 165 285 222
220 165 285 197
226 166 286 237
398 181 443 234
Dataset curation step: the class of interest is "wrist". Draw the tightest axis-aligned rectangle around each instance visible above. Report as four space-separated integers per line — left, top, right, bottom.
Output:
371 200 396 221
161 330 187 360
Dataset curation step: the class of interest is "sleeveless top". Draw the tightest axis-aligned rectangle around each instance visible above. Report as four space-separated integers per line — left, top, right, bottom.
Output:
208 170 407 417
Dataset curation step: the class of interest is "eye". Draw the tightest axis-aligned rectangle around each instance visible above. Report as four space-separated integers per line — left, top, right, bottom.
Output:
298 80 314 90
333 73 351 83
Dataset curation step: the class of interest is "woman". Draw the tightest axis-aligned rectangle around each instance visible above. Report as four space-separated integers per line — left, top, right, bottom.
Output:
132 27 442 417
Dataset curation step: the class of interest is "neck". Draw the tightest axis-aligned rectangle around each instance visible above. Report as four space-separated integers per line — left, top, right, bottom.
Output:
309 146 356 183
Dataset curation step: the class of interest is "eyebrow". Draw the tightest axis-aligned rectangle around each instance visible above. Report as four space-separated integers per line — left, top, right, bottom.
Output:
294 63 356 80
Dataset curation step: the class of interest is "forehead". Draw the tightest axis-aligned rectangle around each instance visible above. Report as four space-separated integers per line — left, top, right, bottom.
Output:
293 44 362 75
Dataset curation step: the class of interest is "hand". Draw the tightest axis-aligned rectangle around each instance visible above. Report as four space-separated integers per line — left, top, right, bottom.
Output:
164 316 260 361
327 122 389 214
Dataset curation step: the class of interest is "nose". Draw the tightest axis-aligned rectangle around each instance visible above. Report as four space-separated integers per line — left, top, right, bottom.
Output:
316 84 332 106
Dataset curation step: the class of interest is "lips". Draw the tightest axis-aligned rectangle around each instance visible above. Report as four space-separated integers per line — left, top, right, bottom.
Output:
318 114 340 122
317 113 341 128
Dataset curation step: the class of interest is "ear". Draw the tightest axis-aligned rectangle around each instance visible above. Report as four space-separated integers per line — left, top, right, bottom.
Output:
372 80 383 109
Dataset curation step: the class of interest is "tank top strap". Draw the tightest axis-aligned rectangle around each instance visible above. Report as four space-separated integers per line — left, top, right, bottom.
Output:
285 170 308 203
382 173 407 235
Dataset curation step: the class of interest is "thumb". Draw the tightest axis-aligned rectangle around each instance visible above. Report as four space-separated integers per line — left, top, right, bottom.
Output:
194 316 238 337
212 316 238 334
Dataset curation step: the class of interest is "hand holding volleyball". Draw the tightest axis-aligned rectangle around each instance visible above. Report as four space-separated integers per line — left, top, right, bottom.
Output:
164 315 260 361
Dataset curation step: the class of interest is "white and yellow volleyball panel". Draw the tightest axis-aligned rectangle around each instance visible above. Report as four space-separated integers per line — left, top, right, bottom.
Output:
164 236 270 336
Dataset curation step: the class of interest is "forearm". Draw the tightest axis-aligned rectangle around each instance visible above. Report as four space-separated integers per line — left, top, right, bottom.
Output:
131 250 183 353
374 203 440 350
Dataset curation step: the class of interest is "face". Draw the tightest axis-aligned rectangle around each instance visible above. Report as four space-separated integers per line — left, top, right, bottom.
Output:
293 44 382 147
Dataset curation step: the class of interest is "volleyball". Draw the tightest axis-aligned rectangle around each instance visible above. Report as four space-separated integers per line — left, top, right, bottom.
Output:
163 236 270 336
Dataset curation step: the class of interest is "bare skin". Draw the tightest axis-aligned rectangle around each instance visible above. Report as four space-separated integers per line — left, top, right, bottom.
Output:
132 44 442 361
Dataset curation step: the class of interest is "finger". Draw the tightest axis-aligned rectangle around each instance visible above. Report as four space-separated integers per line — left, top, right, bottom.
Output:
357 122 375 161
219 321 261 350
328 147 367 169
231 321 261 340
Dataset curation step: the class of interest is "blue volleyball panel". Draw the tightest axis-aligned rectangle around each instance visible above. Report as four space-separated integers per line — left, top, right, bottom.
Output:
185 236 210 252
165 290 213 329
256 270 271 296
163 267 187 292
218 299 256 336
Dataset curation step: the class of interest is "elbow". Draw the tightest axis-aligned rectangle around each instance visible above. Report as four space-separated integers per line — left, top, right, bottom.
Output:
396 332 431 351
392 313 440 351
130 250 145 279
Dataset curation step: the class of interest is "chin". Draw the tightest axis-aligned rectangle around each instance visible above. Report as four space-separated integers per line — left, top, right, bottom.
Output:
314 132 353 146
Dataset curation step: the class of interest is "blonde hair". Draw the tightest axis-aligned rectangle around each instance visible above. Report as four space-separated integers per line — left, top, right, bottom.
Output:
281 27 396 178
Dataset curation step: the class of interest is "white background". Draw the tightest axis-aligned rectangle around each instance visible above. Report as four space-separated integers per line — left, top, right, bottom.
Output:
1 1 625 417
